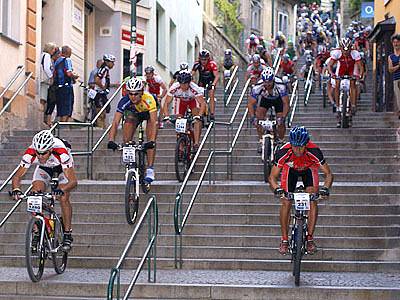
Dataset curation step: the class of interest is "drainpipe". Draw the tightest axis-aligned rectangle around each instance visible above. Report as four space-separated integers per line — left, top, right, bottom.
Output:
271 0 275 38
130 0 141 77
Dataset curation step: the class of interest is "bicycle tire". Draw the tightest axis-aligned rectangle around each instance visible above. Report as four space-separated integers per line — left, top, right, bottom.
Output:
342 92 349 128
125 170 139 225
263 136 272 183
25 218 45 282
139 151 150 194
175 135 190 182
322 82 327 108
52 216 68 274
293 219 304 286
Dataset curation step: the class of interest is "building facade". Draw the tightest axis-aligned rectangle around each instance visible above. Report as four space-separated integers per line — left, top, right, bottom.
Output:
369 0 400 112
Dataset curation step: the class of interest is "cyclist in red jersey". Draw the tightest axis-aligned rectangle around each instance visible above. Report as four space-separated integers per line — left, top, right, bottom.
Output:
354 32 369 56
192 49 219 121
144 66 167 105
269 126 333 255
314 45 330 89
279 54 295 76
245 54 266 85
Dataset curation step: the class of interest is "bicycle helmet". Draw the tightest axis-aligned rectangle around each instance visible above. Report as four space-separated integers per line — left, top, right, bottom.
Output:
126 77 144 92
179 62 189 70
340 37 352 51
177 70 192 84
249 34 257 41
144 65 155 74
224 49 232 55
289 126 310 146
199 49 210 59
283 54 290 61
261 67 275 82
32 130 55 153
103 54 116 62
252 54 261 63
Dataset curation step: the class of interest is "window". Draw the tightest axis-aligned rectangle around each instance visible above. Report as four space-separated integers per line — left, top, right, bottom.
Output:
156 3 166 66
123 49 143 78
278 12 288 36
0 0 20 43
169 19 176 72
251 0 262 31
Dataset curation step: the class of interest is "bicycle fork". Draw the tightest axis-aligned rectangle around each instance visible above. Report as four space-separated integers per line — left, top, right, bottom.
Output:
125 167 140 198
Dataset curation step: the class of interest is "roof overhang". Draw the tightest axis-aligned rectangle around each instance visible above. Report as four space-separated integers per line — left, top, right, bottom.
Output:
369 16 396 42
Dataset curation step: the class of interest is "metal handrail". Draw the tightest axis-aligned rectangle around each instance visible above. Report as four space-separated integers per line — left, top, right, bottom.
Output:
304 64 314 106
224 79 239 108
224 65 238 95
287 80 299 128
91 83 124 125
0 65 24 100
272 48 282 69
107 195 158 300
0 72 33 117
274 55 282 74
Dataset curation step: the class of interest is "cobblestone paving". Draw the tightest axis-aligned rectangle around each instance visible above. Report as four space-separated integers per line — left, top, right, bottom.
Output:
0 267 399 288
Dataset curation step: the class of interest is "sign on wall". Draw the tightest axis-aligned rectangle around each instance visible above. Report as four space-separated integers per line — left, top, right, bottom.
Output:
122 29 145 46
72 5 83 31
361 2 374 19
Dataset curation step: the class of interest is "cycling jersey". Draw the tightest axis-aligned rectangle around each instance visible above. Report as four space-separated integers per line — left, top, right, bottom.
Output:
116 92 157 114
316 52 330 68
355 37 367 49
167 82 203 101
95 64 110 92
145 74 165 95
330 49 361 77
274 141 325 171
192 60 218 85
21 138 74 170
251 78 287 113
247 63 266 79
280 61 295 75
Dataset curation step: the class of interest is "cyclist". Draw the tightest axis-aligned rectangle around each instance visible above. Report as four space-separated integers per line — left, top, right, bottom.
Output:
354 31 370 57
275 31 287 49
11 130 77 252
299 55 314 82
107 78 158 183
169 62 189 87
245 33 260 57
144 65 167 128
222 49 235 86
279 54 295 77
259 47 273 68
94 54 116 128
328 38 363 126
245 54 266 85
322 56 337 111
248 67 289 153
162 71 206 153
314 45 330 88
268 126 333 255
192 49 219 121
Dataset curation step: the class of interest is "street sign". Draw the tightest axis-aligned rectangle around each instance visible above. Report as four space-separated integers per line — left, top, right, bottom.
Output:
361 2 374 19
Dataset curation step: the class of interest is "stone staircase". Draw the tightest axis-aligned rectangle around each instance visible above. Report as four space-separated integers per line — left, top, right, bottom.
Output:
0 66 399 299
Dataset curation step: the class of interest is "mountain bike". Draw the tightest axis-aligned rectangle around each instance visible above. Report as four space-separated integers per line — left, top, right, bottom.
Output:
321 74 330 108
284 187 320 286
21 176 68 282
168 109 197 182
118 124 154 224
337 75 356 128
259 109 278 182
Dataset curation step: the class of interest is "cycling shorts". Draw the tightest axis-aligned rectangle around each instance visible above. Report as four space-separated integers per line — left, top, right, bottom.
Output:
33 165 69 186
124 110 150 125
174 98 199 116
258 96 283 113
280 166 319 192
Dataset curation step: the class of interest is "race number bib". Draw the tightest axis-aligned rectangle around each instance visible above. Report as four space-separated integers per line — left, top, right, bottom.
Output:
340 79 350 92
88 89 97 99
294 193 311 211
27 196 43 214
122 147 136 163
175 118 187 134
259 120 274 131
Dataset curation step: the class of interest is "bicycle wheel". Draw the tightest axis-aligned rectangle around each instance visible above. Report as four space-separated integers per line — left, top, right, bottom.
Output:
25 218 45 282
322 83 327 108
175 135 190 182
262 136 272 183
341 92 349 128
139 151 150 194
52 217 68 274
293 219 304 286
125 170 139 225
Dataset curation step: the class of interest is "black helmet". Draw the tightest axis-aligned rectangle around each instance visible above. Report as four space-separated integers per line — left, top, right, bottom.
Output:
177 70 192 84
199 49 210 59
144 65 155 74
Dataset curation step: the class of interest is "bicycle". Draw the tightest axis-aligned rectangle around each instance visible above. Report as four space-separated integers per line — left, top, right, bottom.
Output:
284 187 320 286
259 108 278 183
321 74 330 108
337 75 356 128
166 109 197 182
118 124 154 224
20 176 68 282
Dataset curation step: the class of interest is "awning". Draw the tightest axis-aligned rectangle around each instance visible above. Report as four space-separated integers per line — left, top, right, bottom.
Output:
369 16 396 42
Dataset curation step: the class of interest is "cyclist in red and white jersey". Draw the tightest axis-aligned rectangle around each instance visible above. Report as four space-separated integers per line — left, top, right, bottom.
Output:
11 130 77 252
245 54 266 85
245 34 260 57
328 38 364 122
144 65 167 105
162 71 206 152
269 126 333 255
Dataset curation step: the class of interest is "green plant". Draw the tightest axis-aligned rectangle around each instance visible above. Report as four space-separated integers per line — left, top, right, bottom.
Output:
349 0 361 13
214 0 244 45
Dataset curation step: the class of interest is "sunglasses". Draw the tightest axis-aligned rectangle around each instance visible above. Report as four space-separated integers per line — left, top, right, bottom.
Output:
129 92 142 96
36 150 50 156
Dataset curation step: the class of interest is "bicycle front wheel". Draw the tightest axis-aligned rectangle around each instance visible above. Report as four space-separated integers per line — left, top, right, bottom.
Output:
25 217 45 282
175 135 190 182
293 219 304 286
125 170 139 225
52 217 68 274
322 83 327 108
341 92 349 128
262 136 272 183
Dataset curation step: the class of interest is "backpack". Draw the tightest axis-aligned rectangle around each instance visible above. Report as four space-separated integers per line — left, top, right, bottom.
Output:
53 57 71 86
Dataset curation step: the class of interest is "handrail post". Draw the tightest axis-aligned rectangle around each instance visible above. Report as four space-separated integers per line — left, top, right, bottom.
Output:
147 206 151 282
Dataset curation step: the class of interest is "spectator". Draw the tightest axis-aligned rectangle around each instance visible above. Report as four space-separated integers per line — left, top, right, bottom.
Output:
44 47 61 127
40 42 57 125
388 34 400 119
53 46 77 122
88 59 103 89
94 54 116 128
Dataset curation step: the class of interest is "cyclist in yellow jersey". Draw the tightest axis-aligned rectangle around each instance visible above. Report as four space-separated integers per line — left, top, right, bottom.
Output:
108 78 158 182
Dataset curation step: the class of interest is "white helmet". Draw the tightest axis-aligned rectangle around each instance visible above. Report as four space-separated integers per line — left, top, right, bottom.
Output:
126 77 144 92
179 62 189 70
32 130 55 153
103 54 116 62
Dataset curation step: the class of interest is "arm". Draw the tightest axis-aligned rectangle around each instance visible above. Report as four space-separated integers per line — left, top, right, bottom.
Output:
388 56 400 73
108 112 123 141
95 75 105 90
61 167 78 192
43 55 53 79
212 69 219 87
268 165 282 191
320 162 333 188
162 95 173 117
195 95 206 116
160 82 168 99
11 166 29 191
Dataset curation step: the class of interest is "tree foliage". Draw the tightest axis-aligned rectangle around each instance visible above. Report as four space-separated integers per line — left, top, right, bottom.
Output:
214 0 244 45
349 0 361 13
